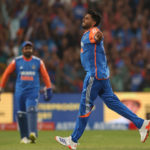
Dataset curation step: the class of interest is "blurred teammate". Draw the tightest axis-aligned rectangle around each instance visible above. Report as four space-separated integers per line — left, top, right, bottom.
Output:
0 41 52 144
55 10 150 150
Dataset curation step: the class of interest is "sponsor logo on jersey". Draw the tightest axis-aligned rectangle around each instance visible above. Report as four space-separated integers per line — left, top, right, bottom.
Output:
21 76 34 81
20 71 35 76
20 71 35 81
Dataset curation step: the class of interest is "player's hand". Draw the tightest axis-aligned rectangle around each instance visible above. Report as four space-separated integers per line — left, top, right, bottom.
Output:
44 88 53 101
94 31 103 42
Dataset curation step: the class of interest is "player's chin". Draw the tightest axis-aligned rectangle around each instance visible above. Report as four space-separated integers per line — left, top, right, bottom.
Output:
82 24 88 29
24 52 32 58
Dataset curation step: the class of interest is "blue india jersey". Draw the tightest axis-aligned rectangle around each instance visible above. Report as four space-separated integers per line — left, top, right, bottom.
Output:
15 55 41 92
80 27 110 79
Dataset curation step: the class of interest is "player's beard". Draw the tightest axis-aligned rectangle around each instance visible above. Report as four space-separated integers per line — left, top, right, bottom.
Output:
23 51 32 58
82 22 91 30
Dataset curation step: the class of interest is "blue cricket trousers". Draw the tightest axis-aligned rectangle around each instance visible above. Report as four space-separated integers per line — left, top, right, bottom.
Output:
14 88 39 112
71 73 144 143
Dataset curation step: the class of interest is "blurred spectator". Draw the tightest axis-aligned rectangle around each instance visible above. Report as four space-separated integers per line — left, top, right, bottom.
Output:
0 0 150 92
1 0 29 40
140 65 150 91
72 0 87 20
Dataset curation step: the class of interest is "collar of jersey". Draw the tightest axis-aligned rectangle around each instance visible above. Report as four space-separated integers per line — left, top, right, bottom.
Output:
83 27 94 35
23 55 32 61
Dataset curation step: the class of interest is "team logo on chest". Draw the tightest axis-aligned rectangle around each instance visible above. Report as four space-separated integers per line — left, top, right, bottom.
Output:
32 65 36 70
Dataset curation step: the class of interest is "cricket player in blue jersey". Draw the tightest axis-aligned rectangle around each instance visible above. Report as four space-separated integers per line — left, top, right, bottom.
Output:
0 41 52 144
55 10 150 150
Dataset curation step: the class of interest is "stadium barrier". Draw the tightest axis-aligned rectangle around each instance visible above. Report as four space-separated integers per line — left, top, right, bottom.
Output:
0 92 150 130
0 122 55 130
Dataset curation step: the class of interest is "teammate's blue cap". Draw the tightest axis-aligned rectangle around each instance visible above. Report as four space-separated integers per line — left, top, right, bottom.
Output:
21 41 33 49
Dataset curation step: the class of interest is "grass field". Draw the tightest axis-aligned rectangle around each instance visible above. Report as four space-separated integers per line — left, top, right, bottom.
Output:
0 130 150 150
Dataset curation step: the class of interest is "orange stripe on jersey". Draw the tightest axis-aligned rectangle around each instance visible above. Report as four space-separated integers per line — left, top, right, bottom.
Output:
40 60 51 88
81 48 83 53
0 60 16 88
89 27 100 43
79 111 92 118
94 44 98 79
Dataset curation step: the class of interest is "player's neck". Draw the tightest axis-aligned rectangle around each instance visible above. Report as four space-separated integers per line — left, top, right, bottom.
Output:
84 27 95 33
23 55 32 61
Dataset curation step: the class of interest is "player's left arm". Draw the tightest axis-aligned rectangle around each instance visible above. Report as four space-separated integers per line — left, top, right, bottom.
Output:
89 27 103 43
40 60 53 101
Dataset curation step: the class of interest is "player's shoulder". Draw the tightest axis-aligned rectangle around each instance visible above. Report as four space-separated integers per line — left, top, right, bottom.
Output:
32 55 41 61
32 55 43 64
90 27 100 34
15 55 23 62
15 55 23 60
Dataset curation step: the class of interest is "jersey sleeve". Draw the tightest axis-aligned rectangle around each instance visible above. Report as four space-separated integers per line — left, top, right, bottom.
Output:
0 60 16 88
89 27 100 43
40 60 52 88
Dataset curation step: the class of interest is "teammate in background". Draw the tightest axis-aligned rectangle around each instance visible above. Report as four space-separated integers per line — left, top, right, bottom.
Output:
0 41 52 144
55 10 150 150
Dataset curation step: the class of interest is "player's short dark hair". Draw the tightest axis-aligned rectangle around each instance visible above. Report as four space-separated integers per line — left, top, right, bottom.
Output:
87 9 101 27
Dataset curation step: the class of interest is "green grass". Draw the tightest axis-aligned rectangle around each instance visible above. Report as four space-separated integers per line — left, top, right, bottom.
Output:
0 130 150 150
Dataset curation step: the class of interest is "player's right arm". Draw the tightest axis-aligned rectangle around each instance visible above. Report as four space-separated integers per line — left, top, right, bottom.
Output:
0 60 16 101
89 27 103 43
0 60 16 89
94 30 103 42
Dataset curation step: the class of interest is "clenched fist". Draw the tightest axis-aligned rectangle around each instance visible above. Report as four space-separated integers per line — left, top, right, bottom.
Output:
94 31 103 42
